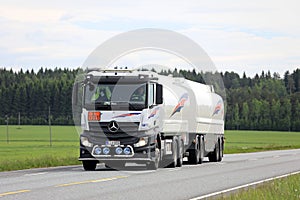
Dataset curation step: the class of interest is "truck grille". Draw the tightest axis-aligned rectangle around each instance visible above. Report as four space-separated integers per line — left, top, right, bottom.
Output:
87 122 140 145
89 122 139 134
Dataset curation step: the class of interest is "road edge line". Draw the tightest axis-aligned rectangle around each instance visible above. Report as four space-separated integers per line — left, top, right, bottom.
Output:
189 171 300 200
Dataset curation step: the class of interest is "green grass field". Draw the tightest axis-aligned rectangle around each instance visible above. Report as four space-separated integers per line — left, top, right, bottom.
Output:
0 126 300 171
0 125 80 171
224 130 300 154
216 173 300 200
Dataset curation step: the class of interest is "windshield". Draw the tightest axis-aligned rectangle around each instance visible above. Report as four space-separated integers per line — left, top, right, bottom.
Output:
84 83 147 110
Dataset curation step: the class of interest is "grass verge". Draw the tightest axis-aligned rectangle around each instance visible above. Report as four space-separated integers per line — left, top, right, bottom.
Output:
215 173 300 200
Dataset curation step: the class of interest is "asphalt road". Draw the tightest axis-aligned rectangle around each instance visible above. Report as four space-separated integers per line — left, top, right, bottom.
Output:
1 149 300 200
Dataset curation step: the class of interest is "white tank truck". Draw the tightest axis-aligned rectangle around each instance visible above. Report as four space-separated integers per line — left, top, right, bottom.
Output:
73 68 224 170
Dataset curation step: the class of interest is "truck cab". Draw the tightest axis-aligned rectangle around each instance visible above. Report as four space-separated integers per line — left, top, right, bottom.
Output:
77 70 164 170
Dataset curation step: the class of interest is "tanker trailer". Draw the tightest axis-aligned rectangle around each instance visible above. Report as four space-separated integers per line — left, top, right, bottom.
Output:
73 69 224 170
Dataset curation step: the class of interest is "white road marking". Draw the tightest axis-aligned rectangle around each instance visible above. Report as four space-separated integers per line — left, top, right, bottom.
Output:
185 164 204 168
24 172 47 176
124 170 156 174
248 158 258 161
189 171 300 200
168 168 180 172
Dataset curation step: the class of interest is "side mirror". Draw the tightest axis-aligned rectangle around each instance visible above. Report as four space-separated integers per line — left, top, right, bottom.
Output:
156 84 163 104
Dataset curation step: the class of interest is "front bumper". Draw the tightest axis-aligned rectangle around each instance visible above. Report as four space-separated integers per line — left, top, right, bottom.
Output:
79 142 156 163
79 127 158 163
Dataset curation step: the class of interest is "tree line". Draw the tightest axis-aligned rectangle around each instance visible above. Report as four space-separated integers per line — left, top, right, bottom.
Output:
163 68 300 131
223 70 300 131
0 68 80 125
0 67 299 131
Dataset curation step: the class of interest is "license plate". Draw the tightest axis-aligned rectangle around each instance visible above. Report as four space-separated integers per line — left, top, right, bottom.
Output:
105 141 120 146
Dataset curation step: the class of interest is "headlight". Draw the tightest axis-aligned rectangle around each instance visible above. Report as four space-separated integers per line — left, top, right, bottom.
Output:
134 137 148 147
80 136 93 147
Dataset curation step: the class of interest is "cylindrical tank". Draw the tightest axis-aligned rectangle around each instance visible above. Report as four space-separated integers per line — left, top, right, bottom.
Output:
158 75 224 136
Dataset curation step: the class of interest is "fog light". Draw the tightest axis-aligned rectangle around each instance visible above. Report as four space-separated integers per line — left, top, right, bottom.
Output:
124 147 131 155
103 147 110 155
94 147 101 155
115 147 123 155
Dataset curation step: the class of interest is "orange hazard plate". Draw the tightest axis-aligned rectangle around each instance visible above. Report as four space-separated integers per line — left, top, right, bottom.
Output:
88 112 101 121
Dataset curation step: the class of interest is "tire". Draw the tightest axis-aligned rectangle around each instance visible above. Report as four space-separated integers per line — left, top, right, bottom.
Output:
176 140 183 167
208 140 220 162
199 136 204 164
168 138 177 168
188 136 200 164
147 141 161 170
218 139 223 162
147 161 158 170
82 160 97 171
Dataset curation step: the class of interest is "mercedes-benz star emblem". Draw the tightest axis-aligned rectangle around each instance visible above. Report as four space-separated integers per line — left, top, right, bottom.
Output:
108 120 119 132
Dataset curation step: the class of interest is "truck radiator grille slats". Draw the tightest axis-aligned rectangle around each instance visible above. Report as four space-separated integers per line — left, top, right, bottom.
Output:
88 122 139 135
87 122 140 144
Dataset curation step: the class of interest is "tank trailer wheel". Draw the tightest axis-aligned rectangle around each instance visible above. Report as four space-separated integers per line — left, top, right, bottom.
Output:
218 139 223 162
209 140 220 162
168 138 178 168
188 136 200 164
199 136 204 164
176 140 184 167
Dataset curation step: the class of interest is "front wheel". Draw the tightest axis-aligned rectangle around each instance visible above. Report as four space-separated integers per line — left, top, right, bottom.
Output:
82 160 97 171
147 143 161 170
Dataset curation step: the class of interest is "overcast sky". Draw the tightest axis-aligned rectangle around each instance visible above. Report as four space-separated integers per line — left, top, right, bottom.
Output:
0 0 299 77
